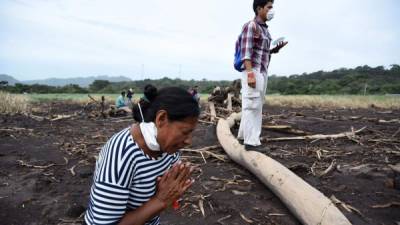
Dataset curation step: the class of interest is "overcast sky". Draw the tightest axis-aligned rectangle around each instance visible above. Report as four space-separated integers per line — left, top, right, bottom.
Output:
1 0 399 81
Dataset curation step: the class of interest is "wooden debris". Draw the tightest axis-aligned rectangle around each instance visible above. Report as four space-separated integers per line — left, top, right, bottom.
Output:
69 164 77 176
239 212 254 223
0 127 33 132
50 114 73 121
268 213 286 216
217 215 231 225
63 157 69 165
181 145 226 162
215 107 234 114
198 119 215 125
378 119 400 124
262 125 309 135
389 163 400 173
226 93 233 111
330 195 365 219
209 102 217 122
199 151 207 164
58 218 84 224
231 190 247 196
26 114 46 122
263 126 366 142
392 127 400 137
16 160 55 169
88 94 99 103
318 160 336 177
371 202 400 209
199 199 205 217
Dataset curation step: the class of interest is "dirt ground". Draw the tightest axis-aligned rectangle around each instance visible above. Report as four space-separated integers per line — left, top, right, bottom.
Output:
0 101 399 225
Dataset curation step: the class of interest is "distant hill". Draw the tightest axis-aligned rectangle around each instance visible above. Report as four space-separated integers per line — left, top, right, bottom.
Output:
0 75 133 87
23 75 132 87
0 74 20 85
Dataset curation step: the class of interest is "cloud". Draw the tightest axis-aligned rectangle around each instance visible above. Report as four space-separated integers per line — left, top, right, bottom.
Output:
0 0 399 80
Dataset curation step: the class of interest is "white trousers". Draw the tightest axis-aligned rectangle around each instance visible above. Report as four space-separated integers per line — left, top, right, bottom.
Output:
237 70 268 146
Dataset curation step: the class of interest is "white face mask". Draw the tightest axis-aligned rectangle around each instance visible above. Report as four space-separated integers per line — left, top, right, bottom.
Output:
267 9 275 21
139 122 161 152
137 102 161 152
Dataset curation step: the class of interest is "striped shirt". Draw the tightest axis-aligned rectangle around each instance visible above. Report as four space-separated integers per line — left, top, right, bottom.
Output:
84 127 180 225
239 16 272 74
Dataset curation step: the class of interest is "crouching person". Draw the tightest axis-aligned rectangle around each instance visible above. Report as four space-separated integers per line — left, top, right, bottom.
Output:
83 87 200 225
115 91 132 113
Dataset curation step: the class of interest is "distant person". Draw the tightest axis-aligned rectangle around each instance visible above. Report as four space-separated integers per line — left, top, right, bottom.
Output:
115 91 132 113
189 85 200 103
83 87 199 225
235 0 287 150
127 88 134 106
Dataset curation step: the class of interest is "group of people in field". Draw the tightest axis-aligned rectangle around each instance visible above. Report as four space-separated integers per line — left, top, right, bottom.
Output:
85 1 287 224
115 85 200 114
115 88 134 113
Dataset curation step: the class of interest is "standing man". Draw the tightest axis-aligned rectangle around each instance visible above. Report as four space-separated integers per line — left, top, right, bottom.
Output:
237 0 287 149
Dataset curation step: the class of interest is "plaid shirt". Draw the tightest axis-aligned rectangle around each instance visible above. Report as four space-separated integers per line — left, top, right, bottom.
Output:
239 16 272 74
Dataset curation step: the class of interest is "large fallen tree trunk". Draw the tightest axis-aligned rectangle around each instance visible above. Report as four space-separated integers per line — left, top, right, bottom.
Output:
216 112 352 225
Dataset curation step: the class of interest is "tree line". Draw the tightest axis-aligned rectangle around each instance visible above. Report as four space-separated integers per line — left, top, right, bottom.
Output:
1 65 399 95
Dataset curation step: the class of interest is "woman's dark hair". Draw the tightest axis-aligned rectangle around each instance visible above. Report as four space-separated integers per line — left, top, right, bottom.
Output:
253 0 274 14
132 86 200 122
143 84 157 102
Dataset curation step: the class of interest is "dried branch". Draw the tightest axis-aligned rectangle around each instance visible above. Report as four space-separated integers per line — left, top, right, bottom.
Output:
262 126 366 142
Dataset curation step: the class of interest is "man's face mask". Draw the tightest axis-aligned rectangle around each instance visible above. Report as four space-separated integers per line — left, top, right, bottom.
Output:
267 9 275 21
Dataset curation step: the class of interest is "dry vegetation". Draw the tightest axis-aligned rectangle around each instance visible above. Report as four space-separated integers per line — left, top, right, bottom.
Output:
0 91 30 114
265 95 400 109
25 94 399 109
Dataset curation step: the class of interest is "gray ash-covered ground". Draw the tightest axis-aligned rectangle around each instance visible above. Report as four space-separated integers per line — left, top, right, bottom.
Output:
0 102 399 225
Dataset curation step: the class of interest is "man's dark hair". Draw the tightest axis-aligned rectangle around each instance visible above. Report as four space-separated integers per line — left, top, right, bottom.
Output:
121 91 126 96
253 0 274 14
132 86 200 122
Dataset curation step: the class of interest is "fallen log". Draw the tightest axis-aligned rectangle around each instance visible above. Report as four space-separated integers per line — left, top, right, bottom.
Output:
216 112 351 225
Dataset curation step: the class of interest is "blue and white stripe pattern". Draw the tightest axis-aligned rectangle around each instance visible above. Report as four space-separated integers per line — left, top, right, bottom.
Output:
84 127 180 225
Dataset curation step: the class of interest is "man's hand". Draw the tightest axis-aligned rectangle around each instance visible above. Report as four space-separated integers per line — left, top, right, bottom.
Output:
270 41 288 54
247 71 256 88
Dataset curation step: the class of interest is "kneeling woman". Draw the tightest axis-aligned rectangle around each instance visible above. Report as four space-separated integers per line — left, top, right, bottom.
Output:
84 87 200 225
